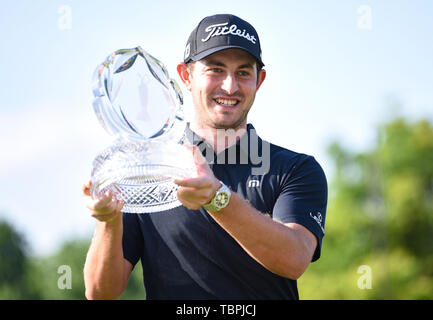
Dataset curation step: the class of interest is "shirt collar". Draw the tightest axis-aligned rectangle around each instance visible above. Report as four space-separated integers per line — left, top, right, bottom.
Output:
183 123 263 164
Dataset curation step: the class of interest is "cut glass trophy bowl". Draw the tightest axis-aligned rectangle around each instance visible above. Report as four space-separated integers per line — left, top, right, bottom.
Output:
90 47 195 213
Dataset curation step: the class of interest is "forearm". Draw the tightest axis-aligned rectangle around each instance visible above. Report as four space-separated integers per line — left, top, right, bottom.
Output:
207 192 314 279
84 215 127 299
174 148 315 279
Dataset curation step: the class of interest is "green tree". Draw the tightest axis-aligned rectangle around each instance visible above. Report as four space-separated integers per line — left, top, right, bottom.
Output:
31 239 90 299
298 117 433 299
119 261 146 300
31 237 145 299
0 218 41 299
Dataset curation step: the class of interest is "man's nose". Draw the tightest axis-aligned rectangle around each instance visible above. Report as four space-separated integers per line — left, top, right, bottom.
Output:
221 73 239 95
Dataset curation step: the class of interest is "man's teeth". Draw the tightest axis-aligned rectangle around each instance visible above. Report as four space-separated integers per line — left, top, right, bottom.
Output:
215 98 238 106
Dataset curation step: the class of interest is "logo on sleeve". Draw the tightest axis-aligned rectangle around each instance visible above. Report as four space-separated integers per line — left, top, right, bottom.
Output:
310 212 325 235
248 179 260 188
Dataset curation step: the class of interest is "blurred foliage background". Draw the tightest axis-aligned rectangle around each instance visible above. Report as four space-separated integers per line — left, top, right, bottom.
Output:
1 115 432 299
299 116 433 299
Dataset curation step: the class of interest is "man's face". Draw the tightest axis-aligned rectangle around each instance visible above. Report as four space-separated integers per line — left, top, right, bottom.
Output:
179 49 266 130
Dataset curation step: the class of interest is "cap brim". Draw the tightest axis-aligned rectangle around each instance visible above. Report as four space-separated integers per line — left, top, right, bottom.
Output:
188 45 264 68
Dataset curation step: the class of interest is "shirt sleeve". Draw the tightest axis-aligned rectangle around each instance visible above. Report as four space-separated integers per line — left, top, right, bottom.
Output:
122 212 143 268
272 155 328 262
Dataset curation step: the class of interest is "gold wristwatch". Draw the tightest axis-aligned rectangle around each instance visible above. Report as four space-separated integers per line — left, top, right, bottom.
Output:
203 181 231 212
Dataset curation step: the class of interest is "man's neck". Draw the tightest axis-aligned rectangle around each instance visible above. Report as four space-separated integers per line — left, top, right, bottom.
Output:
189 121 248 154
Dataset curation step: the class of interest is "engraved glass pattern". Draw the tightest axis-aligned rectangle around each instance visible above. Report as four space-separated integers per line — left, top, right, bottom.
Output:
90 47 194 213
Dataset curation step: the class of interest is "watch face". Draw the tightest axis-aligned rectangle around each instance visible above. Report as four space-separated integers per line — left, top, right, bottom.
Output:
215 192 229 207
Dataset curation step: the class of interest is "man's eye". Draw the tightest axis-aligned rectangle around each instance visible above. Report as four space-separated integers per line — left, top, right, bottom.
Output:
210 68 223 73
238 71 250 77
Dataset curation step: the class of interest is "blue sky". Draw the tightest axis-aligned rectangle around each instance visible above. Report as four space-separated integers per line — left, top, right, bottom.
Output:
1 0 432 255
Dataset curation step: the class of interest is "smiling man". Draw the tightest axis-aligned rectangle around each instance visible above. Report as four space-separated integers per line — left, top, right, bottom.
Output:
83 14 328 300
181 49 265 131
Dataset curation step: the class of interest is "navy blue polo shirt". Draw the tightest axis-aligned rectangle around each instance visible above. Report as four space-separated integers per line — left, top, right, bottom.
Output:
122 124 328 300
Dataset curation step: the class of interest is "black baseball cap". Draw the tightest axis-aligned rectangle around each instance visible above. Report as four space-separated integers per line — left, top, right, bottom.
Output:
184 14 264 68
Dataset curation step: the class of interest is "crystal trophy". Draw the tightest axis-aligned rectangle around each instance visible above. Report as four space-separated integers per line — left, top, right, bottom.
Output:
90 47 195 213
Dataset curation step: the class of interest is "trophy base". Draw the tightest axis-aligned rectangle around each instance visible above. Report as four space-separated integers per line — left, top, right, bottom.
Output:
90 141 195 213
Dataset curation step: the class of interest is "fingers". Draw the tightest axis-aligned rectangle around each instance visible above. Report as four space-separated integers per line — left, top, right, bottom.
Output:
182 145 212 176
174 145 217 188
174 176 214 188
82 180 92 196
174 146 221 210
84 187 124 222
176 187 206 210
181 144 203 161
191 145 213 175
175 179 220 210
94 191 117 211
176 185 213 201
90 199 124 222
178 199 201 211
190 145 208 166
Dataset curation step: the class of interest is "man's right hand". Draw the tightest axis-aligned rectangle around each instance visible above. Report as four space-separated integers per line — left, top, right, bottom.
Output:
82 180 124 223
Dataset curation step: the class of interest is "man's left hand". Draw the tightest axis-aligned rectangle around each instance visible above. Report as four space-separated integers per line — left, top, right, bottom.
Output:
174 146 221 210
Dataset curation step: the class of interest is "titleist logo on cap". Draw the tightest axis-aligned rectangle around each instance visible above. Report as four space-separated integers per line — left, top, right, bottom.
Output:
201 22 257 44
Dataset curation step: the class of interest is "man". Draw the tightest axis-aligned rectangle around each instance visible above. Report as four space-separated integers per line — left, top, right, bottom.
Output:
83 14 328 300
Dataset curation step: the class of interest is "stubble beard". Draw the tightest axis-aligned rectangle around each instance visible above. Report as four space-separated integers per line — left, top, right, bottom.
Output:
205 95 254 130
203 106 250 131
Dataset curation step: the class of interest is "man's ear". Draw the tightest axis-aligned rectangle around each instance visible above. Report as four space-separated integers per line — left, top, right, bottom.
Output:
255 68 266 91
177 62 192 91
